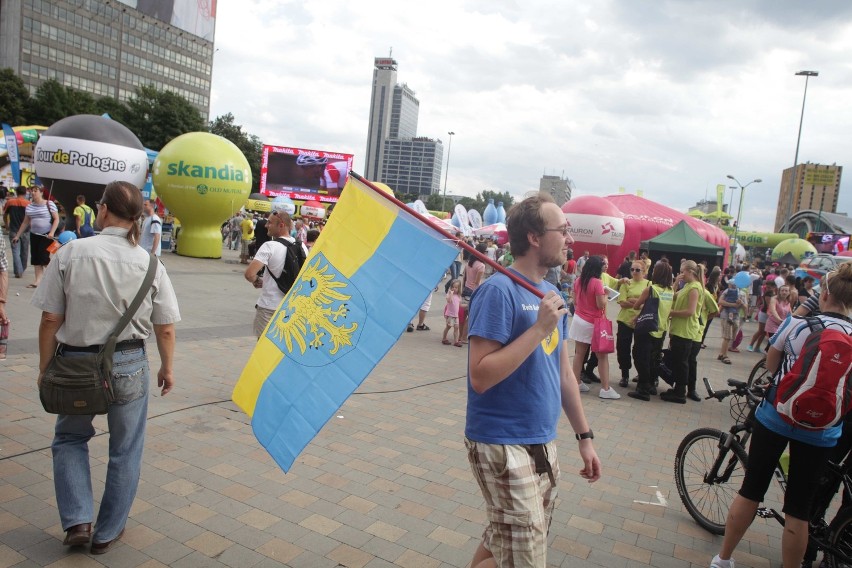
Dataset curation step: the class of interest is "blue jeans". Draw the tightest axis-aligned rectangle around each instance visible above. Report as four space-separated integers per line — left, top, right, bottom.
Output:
10 230 28 276
51 346 149 542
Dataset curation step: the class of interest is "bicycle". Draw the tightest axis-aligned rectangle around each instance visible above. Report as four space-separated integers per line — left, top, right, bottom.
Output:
674 377 852 567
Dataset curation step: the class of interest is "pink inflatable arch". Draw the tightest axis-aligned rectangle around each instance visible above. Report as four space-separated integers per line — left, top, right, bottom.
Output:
562 194 730 275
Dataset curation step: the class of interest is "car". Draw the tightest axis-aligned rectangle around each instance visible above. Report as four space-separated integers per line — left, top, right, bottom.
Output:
795 254 852 284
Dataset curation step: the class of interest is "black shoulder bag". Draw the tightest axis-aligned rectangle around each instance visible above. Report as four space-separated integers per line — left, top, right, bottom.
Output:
39 255 158 415
634 284 660 334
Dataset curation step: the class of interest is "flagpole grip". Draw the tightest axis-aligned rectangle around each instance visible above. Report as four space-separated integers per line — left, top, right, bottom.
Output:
349 172 545 299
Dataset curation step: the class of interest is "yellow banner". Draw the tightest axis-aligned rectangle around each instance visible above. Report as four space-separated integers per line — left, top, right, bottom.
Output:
716 184 725 216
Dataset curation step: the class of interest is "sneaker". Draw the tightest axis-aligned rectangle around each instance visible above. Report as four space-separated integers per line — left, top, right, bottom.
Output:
578 382 590 393
599 387 621 400
746 345 754 352
710 554 734 568
406 323 414 332
619 378 629 388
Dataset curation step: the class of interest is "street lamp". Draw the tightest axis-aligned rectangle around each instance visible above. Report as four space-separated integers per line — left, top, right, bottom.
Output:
441 131 455 213
782 70 818 232
727 175 762 260
728 185 737 215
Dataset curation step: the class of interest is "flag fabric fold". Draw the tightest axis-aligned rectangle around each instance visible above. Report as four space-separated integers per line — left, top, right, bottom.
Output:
2 123 21 185
232 176 459 471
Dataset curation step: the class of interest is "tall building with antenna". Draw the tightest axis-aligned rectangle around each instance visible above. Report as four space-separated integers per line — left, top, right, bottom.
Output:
363 56 443 195
0 0 215 119
539 173 573 205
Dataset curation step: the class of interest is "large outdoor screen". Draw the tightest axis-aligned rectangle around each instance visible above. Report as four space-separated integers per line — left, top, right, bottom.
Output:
119 0 216 41
806 232 850 255
259 145 354 204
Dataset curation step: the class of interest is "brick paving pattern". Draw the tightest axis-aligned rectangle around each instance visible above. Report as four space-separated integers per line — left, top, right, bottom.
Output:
0 245 787 566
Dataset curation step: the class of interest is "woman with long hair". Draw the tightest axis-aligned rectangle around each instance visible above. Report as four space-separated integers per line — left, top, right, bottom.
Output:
711 263 852 568
747 279 776 353
569 255 620 399
701 266 722 348
764 284 792 340
627 262 674 401
615 260 649 387
457 241 488 341
661 260 705 403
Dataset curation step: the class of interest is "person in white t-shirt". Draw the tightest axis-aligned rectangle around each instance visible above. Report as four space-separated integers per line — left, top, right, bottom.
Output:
139 199 162 256
244 212 308 338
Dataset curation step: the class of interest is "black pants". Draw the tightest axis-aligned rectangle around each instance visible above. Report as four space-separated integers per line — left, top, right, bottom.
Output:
701 315 714 345
669 335 694 396
634 331 664 392
616 321 635 379
583 350 598 373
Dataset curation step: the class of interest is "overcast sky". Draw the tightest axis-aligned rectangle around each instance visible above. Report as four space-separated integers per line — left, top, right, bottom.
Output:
208 0 852 233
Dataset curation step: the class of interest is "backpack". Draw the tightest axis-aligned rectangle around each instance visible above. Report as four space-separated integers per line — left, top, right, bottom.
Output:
268 238 306 295
773 317 852 430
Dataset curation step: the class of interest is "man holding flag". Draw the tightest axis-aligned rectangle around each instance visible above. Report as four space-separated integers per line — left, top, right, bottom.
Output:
465 195 601 567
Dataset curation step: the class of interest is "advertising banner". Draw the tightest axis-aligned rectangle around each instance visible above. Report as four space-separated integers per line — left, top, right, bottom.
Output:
118 0 216 41
2 123 20 185
564 212 626 247
35 136 149 186
259 145 354 205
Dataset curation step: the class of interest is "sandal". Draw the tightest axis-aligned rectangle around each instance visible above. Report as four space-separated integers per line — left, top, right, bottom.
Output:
454 342 463 347
416 324 430 331
442 339 451 345
717 355 732 364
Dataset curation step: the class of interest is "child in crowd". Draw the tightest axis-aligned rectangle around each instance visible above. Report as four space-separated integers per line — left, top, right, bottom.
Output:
442 279 462 347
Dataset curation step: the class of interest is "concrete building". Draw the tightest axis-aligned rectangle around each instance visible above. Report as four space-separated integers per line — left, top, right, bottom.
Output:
0 0 215 119
363 56 442 195
381 137 443 196
539 174 572 205
775 162 842 232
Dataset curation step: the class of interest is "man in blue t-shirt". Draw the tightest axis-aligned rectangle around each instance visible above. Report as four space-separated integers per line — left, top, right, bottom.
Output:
465 195 601 568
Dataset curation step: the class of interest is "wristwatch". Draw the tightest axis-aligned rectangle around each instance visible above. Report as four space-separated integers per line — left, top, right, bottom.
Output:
575 430 594 441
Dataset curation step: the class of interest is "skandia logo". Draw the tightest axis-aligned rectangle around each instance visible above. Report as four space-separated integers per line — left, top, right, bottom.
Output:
37 148 127 173
166 161 246 181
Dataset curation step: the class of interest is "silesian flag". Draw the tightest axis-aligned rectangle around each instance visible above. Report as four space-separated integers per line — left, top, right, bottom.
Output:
232 176 458 472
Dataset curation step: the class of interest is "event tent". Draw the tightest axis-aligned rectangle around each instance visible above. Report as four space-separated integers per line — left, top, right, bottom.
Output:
640 220 725 261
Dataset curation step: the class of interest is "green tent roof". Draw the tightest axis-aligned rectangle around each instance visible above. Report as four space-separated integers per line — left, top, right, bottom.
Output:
640 220 725 257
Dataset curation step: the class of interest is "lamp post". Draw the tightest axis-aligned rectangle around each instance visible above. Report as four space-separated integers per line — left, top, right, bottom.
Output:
728 185 737 214
727 175 762 260
782 70 818 233
441 131 455 213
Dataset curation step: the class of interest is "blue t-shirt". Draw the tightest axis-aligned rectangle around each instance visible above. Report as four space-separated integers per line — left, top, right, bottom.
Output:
465 270 568 445
756 314 852 447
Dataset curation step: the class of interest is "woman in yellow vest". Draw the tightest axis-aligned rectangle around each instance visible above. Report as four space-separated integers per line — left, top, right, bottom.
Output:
662 260 705 403
627 262 674 401
615 260 650 388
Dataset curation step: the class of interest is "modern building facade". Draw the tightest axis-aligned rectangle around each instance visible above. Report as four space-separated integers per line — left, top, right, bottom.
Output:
539 174 572 205
775 162 842 232
0 0 215 119
363 56 442 195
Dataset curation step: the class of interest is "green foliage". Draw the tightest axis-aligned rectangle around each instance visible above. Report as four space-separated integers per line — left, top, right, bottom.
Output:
94 96 128 124
475 190 514 211
124 85 205 150
0 68 30 125
208 113 263 190
25 79 101 125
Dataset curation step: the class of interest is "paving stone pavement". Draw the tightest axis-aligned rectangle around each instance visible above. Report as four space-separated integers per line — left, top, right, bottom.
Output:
0 244 789 567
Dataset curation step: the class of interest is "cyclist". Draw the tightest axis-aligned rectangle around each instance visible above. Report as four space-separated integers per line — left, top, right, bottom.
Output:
711 262 852 568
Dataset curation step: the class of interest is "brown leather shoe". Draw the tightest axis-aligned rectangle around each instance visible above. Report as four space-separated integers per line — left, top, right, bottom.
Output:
63 523 92 546
90 528 124 555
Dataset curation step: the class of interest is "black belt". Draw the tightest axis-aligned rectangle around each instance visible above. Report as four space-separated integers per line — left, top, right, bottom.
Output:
60 339 145 353
525 444 556 486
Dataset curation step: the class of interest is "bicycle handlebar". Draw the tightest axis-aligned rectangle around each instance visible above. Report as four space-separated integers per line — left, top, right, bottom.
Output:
702 377 765 404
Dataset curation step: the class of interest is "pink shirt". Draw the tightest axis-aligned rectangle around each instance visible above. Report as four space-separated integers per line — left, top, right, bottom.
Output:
444 292 460 317
765 299 791 334
575 277 605 322
464 261 485 291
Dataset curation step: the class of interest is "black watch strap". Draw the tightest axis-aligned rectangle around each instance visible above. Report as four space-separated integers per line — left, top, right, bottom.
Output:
575 430 594 441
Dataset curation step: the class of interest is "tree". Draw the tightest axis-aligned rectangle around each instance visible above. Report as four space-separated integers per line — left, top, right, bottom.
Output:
474 190 514 213
94 96 128 124
124 85 204 150
0 68 30 125
25 79 99 125
208 113 263 190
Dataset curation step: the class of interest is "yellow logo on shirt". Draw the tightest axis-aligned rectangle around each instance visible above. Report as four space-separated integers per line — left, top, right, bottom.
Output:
541 328 559 355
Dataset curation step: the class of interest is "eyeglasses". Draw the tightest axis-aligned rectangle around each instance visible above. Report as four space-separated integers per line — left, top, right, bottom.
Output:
631 268 643 273
544 226 569 236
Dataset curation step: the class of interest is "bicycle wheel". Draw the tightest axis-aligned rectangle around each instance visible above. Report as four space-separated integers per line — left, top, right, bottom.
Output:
825 506 852 568
747 356 772 390
675 427 749 535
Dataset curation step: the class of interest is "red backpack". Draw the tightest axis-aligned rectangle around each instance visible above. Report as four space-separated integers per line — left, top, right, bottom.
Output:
774 317 852 430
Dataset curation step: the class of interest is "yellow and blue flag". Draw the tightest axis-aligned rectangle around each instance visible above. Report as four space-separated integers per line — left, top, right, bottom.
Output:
232 175 458 471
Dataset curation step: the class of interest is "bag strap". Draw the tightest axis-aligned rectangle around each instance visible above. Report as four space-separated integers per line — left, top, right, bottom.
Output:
101 254 158 356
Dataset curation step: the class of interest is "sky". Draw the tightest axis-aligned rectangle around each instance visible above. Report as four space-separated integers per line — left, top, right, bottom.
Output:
208 0 852 233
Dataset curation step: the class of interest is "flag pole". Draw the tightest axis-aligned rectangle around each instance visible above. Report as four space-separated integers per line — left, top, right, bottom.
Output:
349 172 545 299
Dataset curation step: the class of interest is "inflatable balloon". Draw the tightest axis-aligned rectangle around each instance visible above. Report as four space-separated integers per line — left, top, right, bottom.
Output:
152 132 251 258
467 209 483 230
300 199 326 219
483 199 498 225
772 238 817 262
733 271 751 289
562 196 625 248
271 195 296 215
34 114 148 218
411 199 429 216
496 201 506 224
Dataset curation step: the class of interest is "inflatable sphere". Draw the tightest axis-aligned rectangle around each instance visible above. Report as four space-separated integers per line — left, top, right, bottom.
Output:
271 196 296 216
772 238 817 262
300 199 326 220
153 132 251 258
733 271 751 289
34 114 148 218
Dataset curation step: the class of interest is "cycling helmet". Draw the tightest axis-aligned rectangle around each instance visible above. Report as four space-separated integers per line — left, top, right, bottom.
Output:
295 155 328 166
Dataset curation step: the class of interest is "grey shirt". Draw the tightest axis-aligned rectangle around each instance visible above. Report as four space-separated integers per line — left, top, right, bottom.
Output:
32 227 181 346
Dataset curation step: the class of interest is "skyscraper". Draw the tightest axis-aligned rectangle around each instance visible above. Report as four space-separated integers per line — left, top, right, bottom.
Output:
363 57 443 195
775 162 842 232
0 0 215 119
